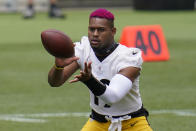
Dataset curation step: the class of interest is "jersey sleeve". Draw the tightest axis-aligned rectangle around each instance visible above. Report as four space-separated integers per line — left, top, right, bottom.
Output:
74 36 91 69
116 47 143 72
74 41 83 67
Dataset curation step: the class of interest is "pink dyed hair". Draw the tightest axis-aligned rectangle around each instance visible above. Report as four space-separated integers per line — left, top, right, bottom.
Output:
89 8 114 21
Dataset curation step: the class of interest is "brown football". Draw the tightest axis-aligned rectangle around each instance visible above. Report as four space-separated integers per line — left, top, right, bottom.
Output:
41 29 74 58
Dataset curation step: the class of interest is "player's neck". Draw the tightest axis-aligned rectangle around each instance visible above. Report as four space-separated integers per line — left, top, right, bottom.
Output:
93 42 118 62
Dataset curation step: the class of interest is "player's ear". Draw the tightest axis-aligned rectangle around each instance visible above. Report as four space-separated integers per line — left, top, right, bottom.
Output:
112 27 116 35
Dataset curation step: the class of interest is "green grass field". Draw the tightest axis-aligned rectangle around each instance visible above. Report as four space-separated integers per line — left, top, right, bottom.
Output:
0 9 196 131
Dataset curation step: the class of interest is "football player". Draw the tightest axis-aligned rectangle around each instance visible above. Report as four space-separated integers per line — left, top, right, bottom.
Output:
23 0 65 19
48 8 153 131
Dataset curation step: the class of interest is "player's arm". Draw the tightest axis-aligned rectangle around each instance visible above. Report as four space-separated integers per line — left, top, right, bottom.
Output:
99 67 140 103
118 66 140 82
70 61 140 104
84 66 140 104
48 57 80 87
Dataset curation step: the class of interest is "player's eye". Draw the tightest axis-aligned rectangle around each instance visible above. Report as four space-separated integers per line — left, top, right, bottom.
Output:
98 28 105 32
89 27 95 32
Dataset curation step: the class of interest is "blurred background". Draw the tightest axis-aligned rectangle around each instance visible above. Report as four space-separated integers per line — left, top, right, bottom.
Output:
0 0 195 12
0 0 196 131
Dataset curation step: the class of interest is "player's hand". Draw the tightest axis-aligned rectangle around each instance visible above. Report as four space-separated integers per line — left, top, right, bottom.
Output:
69 61 92 83
55 56 79 68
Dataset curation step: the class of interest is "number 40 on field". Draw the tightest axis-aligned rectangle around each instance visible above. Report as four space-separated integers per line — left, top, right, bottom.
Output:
120 25 170 62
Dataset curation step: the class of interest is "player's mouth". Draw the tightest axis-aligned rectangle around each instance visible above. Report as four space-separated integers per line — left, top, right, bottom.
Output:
91 40 100 45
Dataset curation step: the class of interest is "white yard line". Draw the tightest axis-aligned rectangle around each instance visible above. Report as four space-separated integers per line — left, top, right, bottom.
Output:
0 109 195 123
151 109 196 116
2 112 90 118
0 116 47 123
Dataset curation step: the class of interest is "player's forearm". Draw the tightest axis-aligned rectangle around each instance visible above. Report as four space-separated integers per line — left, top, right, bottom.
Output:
48 62 79 87
83 74 132 104
48 66 66 87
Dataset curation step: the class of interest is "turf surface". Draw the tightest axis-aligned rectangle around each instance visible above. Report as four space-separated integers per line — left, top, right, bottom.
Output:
0 9 196 131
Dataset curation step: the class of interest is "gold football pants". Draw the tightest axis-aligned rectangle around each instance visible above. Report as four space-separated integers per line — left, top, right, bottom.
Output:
81 116 153 131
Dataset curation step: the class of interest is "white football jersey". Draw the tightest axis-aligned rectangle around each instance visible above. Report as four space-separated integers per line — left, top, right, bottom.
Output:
74 36 143 116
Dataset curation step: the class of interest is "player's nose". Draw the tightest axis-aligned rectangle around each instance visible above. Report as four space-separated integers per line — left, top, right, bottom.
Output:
93 29 99 36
